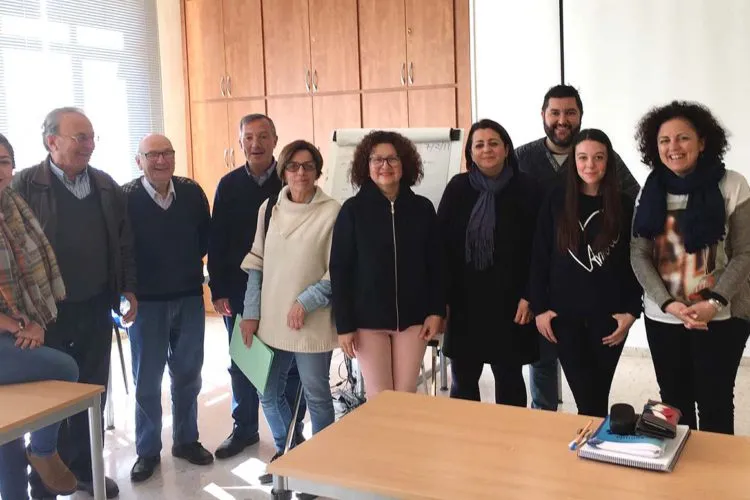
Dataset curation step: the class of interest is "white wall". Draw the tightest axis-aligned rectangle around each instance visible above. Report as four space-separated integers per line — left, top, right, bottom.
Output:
472 0 560 148
473 0 750 356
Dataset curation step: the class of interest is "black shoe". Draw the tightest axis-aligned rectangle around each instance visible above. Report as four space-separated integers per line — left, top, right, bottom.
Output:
295 426 306 445
172 441 214 465
29 484 56 500
214 431 260 459
130 456 160 483
259 451 284 485
76 476 120 498
297 493 318 500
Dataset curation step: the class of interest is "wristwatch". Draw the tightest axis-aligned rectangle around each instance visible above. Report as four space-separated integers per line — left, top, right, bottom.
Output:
12 318 25 334
708 298 725 311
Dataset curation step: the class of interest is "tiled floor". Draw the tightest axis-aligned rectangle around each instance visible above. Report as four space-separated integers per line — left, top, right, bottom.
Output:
20 316 750 499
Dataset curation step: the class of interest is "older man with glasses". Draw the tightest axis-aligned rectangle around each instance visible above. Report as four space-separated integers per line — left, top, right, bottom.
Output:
11 106 136 499
122 134 213 483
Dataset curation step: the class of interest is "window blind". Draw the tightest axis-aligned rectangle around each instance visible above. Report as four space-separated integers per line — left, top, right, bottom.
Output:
0 0 164 183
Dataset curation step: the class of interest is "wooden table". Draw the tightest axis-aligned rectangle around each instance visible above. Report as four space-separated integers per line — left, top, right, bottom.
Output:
268 391 750 499
0 381 106 500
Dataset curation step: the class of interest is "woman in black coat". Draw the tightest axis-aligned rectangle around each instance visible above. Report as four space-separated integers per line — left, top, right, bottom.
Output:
330 130 445 398
437 119 541 406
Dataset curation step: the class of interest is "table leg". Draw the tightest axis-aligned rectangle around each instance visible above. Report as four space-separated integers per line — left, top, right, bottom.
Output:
105 365 114 430
88 396 106 500
557 360 563 404
439 350 448 391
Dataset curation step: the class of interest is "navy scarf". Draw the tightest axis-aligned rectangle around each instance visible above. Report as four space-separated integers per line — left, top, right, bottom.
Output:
465 163 514 270
632 162 726 253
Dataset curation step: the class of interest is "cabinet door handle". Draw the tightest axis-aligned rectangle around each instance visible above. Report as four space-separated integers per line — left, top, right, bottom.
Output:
408 62 414 85
226 75 232 97
304 69 311 93
400 63 406 86
223 148 229 169
220 76 226 97
312 70 318 93
229 147 235 167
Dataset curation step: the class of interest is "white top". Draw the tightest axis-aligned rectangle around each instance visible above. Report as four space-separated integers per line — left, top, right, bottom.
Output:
141 176 176 210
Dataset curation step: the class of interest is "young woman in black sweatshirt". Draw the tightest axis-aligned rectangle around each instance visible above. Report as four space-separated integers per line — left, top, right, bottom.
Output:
529 128 642 417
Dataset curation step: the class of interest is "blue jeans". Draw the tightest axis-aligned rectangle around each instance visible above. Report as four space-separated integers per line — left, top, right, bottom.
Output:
0 332 79 500
529 336 559 411
129 295 206 458
224 297 305 439
260 349 334 452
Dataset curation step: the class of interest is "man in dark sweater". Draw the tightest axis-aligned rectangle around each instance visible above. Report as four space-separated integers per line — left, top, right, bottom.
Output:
11 107 135 499
122 134 212 482
208 114 305 459
515 85 640 412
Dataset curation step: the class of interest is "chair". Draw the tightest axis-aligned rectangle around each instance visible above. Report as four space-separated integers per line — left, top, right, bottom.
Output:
419 333 448 397
105 314 130 430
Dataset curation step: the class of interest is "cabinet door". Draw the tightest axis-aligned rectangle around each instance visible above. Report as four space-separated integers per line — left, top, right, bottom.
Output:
362 91 408 128
408 88 456 127
313 93 362 178
358 0 407 90
190 102 230 206
223 0 266 98
227 99 268 167
309 0 360 92
262 0 312 96
267 96 315 158
185 0 227 101
405 0 455 86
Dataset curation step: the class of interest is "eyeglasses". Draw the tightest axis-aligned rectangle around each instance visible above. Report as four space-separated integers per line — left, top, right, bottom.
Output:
285 161 317 173
141 150 176 161
59 134 98 145
369 156 401 167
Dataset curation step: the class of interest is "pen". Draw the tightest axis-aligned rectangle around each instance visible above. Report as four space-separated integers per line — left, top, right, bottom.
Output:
568 419 593 451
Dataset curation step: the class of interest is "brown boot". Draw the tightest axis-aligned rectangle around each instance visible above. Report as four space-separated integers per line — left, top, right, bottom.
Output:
25 449 78 495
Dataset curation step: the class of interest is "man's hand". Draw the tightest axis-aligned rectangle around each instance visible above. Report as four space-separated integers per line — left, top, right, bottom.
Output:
213 298 232 316
122 292 138 324
239 319 259 347
339 333 356 358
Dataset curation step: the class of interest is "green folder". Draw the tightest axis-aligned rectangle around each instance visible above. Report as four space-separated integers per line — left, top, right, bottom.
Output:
229 319 275 394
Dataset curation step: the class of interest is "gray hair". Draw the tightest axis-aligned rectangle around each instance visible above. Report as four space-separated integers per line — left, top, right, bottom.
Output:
42 106 87 152
238 113 276 138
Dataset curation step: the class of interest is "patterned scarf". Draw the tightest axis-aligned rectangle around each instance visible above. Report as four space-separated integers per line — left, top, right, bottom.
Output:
0 189 66 327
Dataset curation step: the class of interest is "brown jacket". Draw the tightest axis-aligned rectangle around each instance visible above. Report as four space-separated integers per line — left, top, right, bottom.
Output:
11 158 137 306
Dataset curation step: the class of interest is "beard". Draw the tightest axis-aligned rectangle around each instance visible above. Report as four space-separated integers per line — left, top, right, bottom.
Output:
544 122 581 148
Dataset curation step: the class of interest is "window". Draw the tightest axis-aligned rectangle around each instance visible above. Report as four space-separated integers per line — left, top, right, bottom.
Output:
0 0 163 184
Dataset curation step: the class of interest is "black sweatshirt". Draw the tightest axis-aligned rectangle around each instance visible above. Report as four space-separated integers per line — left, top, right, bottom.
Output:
529 188 642 319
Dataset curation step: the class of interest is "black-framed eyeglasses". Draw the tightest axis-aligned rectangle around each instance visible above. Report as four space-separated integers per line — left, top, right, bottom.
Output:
285 161 317 173
142 150 176 161
369 156 401 167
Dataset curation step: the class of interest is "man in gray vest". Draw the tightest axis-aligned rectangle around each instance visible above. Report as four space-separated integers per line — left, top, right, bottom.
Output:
12 107 136 499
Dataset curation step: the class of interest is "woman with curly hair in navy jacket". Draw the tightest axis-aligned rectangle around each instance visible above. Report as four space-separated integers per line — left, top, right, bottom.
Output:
330 130 445 398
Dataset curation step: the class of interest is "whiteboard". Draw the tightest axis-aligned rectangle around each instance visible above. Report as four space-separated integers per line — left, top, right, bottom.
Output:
322 128 464 209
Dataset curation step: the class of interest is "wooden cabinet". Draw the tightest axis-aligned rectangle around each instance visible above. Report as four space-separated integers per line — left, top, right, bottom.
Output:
408 88 456 127
189 102 230 205
362 92 409 128
309 0 361 93
313 94 362 171
359 0 455 90
262 0 311 96
185 0 265 101
267 97 316 156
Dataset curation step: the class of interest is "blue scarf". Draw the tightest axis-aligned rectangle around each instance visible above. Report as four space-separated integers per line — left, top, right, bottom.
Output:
632 162 726 253
466 164 514 270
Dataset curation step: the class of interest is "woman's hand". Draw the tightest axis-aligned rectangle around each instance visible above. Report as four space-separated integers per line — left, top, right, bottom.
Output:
14 321 44 350
287 302 306 330
339 333 356 358
535 310 558 344
681 301 718 326
665 302 708 330
602 313 636 347
514 299 533 325
419 315 442 341
239 319 259 347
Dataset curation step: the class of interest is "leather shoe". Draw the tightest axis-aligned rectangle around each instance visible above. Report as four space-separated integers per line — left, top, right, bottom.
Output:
25 449 77 495
130 456 160 483
214 431 259 459
77 475 120 498
172 441 214 465
259 451 284 485
295 427 306 445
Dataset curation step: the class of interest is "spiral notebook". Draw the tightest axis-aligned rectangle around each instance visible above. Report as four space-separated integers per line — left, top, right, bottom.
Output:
578 420 691 472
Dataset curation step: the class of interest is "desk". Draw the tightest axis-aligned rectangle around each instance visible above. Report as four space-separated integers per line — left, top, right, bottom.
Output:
269 391 750 499
0 381 106 500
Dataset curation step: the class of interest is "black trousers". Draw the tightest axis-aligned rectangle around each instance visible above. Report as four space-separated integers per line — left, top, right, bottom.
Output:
449 357 527 407
646 317 749 435
555 316 624 418
31 291 113 488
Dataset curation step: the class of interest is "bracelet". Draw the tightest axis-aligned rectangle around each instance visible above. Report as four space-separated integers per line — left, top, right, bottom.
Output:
707 298 724 312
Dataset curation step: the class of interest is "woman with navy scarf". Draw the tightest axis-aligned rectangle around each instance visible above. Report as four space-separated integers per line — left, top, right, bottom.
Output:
437 119 542 406
631 101 750 435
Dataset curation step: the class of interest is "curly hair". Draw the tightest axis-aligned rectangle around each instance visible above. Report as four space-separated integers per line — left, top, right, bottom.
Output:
349 130 423 188
635 100 729 168
276 139 323 180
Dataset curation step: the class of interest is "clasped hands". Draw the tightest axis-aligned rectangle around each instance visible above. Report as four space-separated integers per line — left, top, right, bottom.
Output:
13 314 45 350
665 301 716 330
